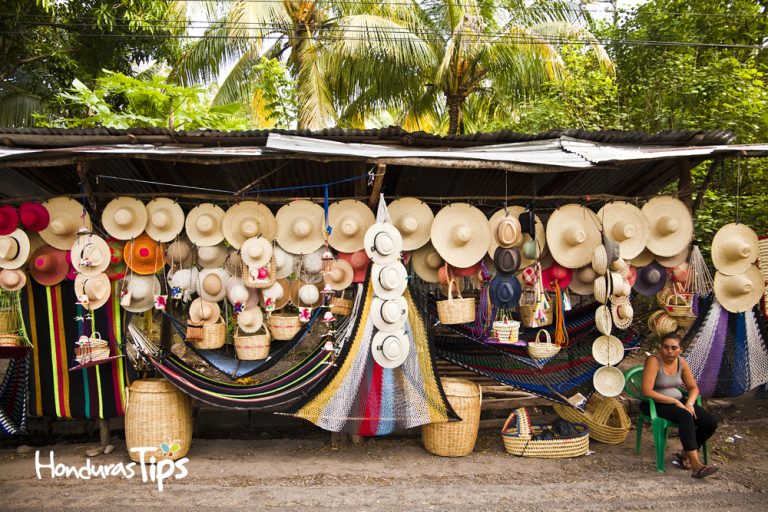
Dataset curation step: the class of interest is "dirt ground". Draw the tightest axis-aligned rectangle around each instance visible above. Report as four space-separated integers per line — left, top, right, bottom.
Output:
0 395 766 511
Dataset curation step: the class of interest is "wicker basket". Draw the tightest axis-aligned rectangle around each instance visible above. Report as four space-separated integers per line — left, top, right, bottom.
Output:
0 333 21 347
437 280 476 325
330 296 353 316
0 309 19 332
185 320 203 342
268 312 302 340
243 256 276 289
648 310 678 336
665 293 694 318
676 315 696 333
527 329 561 359
191 317 226 350
422 378 482 457
125 378 192 462
493 317 520 343
502 407 589 458
234 327 271 360
518 289 553 328
553 395 630 444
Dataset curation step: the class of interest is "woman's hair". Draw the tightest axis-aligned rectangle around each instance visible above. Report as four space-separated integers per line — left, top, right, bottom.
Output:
661 333 682 346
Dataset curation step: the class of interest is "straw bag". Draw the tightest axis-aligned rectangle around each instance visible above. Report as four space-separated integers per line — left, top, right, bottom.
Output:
492 314 520 344
664 283 695 318
192 317 226 349
243 256 276 289
185 320 203 342
422 378 482 457
234 327 271 360
527 329 560 359
437 279 476 325
502 407 589 458
268 312 302 340
330 296 353 316
553 395 630 445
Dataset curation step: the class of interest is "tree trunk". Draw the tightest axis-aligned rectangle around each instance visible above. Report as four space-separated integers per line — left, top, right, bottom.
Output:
447 94 464 136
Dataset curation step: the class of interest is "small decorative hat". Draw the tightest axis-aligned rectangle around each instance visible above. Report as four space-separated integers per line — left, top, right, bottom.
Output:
74 273 111 310
641 196 693 257
237 308 264 334
570 265 598 296
145 198 185 243
0 205 18 236
364 223 403 266
0 229 31 270
338 249 370 283
388 198 433 251
489 274 522 309
289 280 324 308
39 197 91 250
275 200 325 254
272 245 296 279
222 201 277 249
540 263 573 292
105 238 127 281
411 243 444 283
597 202 649 260
261 279 291 310
592 335 624 366
633 262 667 296
371 330 410 369
0 269 27 291
170 267 199 297
546 204 602 269
102 197 148 241
431 203 491 268
188 297 221 324
714 266 765 313
324 259 354 291
595 305 612 336
70 234 111 277
371 296 408 333
199 268 229 302
611 300 634 330
185 203 225 247
328 199 376 253
18 202 50 232
120 274 161 313
165 238 194 269
487 209 523 255
712 223 759 276
241 237 273 269
196 243 228 269
124 233 166 275
371 262 408 300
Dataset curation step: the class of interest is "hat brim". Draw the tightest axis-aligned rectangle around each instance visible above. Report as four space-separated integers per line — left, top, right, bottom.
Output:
39 197 92 250
121 275 161 313
0 229 31 270
388 198 433 251
411 243 443 283
714 266 765 313
487 209 522 252
569 266 597 296
197 244 229 269
611 302 634 330
70 234 111 277
371 330 410 369
199 269 229 303
261 278 291 310
145 198 185 243
240 237 273 269
592 335 624 366
642 196 693 257
371 296 408 332
597 202 650 260
102 197 148 240
431 203 490 268
275 200 325 254
185 203 226 247
237 307 264 333
222 201 277 249
545 205 602 269
371 262 408 300
325 259 354 291
74 273 111 310
28 246 69 286
165 239 194 269
328 200 376 253
712 223 759 275
655 247 688 268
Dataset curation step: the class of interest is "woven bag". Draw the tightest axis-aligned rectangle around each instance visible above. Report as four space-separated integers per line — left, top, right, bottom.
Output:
234 327 271 360
492 314 520 344
553 395 630 444
518 288 553 328
501 407 589 458
185 320 204 342
268 312 302 340
192 317 226 350
243 256 276 289
330 296 353 316
527 329 560 359
437 279 476 325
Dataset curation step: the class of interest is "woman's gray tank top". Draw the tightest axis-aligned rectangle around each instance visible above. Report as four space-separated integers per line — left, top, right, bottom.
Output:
653 355 684 400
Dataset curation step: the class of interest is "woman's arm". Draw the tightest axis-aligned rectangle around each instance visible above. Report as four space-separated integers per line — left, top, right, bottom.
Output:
681 358 700 407
641 356 686 406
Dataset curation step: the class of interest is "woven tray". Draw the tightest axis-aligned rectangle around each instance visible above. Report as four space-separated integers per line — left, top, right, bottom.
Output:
502 407 589 458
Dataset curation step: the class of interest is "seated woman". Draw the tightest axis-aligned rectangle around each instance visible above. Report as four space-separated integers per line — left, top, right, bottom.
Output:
641 333 719 478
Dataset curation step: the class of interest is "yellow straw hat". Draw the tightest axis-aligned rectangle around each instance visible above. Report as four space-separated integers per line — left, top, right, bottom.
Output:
597 201 649 260
101 197 148 241
641 196 693 257
545 204 602 269
431 203 491 268
145 198 185 243
185 203 225 247
39 197 91 250
711 223 759 276
275 200 325 254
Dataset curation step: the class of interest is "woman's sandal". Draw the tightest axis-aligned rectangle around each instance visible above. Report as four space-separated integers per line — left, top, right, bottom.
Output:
672 452 691 470
691 465 719 479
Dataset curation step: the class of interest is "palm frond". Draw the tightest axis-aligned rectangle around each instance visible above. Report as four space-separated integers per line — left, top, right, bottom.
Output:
530 21 615 74
170 21 253 85
296 41 336 130
212 45 262 106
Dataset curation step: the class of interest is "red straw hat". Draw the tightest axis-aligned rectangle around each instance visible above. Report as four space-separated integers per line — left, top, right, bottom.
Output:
540 262 573 292
124 233 166 275
338 249 370 283
29 245 69 286
0 205 18 236
18 202 50 232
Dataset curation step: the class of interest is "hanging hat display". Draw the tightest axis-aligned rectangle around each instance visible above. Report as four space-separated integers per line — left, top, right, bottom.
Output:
371 262 408 300
570 265 598 296
105 238 126 281
185 203 225 247
120 274 161 313
70 234 111 277
0 205 18 236
199 268 229 303
388 197 433 251
237 307 264 334
144 198 185 243
714 266 765 313
371 330 410 369
28 245 68 286
630 248 655 267
487 208 523 256
289 280 323 308
261 279 291 310
0 269 26 292
633 262 667 296
39 197 91 250
196 243 228 269
188 297 221 324
338 249 370 283
275 200 324 254
489 274 522 309
101 197 148 241
18 202 50 232
431 203 490 268
0 229 30 270
364 223 403 266
165 238 193 269
74 273 111 310
371 296 408 333
327 199 375 253
641 196 693 257
124 233 166 275
324 259 354 291
501 206 546 267
611 300 634 330
712 223 759 276
493 247 521 275
411 243 444 283
540 263 572 292
240 237 273 269
597 201 649 260
545 204 602 269
222 201 277 249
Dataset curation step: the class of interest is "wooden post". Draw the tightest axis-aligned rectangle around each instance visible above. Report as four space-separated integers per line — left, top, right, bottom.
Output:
368 164 386 208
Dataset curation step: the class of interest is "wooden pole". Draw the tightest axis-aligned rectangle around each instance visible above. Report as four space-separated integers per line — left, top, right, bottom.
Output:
368 164 386 208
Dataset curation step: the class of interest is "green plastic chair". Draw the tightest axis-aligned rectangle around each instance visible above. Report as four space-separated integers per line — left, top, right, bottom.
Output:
623 365 708 472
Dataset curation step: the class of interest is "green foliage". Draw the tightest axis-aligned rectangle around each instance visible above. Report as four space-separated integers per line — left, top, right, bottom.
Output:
249 57 298 129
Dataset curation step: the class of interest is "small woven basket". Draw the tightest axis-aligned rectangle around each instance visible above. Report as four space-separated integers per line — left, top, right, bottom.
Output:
553 395 630 445
268 312 302 340
502 407 589 458
185 320 203 342
518 289 553 328
243 256 276 289
527 329 561 359
437 279 476 325
191 317 226 350
0 333 21 347
234 327 271 360
493 317 520 344
665 293 694 318
648 310 678 336
422 378 482 457
330 296 353 316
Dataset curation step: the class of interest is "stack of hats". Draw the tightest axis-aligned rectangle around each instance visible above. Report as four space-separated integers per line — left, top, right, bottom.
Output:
712 223 765 313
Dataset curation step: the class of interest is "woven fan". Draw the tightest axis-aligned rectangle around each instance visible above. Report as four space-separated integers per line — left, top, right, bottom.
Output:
686 245 714 296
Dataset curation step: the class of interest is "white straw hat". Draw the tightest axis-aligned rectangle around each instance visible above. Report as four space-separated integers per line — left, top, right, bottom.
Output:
371 330 410 369
712 223 759 276
226 277 250 306
328 199 375 252
641 196 693 257
714 266 765 313
388 198 433 251
275 200 325 254
237 307 264 334
197 243 228 269
546 204 602 269
0 229 31 270
188 297 221 324
185 203 225 247
39 197 91 250
273 245 296 279
165 238 193 268
371 296 408 333
70 234 111 277
431 203 491 268
145 198 185 243
597 201 649 260
120 274 161 313
199 268 229 302
102 197 148 241
371 262 408 300
74 273 111 311
289 280 323 308
222 201 277 249
0 268 26 291
364 223 403 266
411 242 444 283
261 279 290 310
241 237 273 269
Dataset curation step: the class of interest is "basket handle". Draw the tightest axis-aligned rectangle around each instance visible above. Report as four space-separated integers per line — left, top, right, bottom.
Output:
90 331 102 341
534 329 552 345
447 279 462 302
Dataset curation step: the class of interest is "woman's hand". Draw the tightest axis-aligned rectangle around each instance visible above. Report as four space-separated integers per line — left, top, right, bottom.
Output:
674 400 688 412
685 401 697 418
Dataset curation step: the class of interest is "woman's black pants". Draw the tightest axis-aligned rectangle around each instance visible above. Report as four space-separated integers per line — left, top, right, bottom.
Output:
640 402 718 452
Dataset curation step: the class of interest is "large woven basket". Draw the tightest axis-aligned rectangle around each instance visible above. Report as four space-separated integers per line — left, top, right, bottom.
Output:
0 309 19 332
437 280 476 325
422 378 482 457
527 329 561 359
191 317 226 350
125 378 192 462
553 395 630 444
502 407 589 458
234 327 271 360
268 312 302 340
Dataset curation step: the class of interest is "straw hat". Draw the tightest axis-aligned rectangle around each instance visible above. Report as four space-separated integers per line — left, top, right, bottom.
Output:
0 269 26 291
372 262 408 300
165 238 193 269
69 234 110 277
102 197 147 241
120 274 161 313
493 247 522 275
28 245 68 286
290 280 324 308
300 248 325 280
597 202 649 260
240 237 273 269
364 223 403 265
273 245 296 279
411 243 444 283
105 238 126 281
338 249 370 283
546 204 602 269
185 203 225 247
431 203 490 268
196 243 227 269
324 259 354 291
593 274 613 304
39 197 91 250
487 209 523 255
169 267 199 297
188 297 221 324
611 300 634 330
371 330 410 369
124 233 166 275
648 310 678 336
371 296 408 333
714 266 765 313
655 247 688 268
145 198 185 243
275 200 325 254
489 274 522 309
521 238 544 264
18 202 49 232
498 206 546 265
74 273 111 310
224 247 243 278
0 206 18 236
541 263 572 292
327 200 375 252
388 198 433 251
222 201 277 249
570 266 598 296
199 268 229 302
633 262 667 296
261 279 290 310
226 277 250 306
712 223 759 276
592 335 624 366
237 308 264 334
630 248 655 267
0 229 30 270
595 305 612 336
593 366 625 398
641 196 693 257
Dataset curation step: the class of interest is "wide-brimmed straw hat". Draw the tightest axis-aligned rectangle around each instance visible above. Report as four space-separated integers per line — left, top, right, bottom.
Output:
489 274 522 309
102 197 147 241
124 233 166 275
411 243 443 283
633 262 667 296
327 200 375 253
18 202 50 232
145 198 185 243
199 268 229 302
592 335 624 366
165 238 193 269
338 249 370 283
570 265 598 296
324 259 354 291
240 237 273 270
714 266 765 313
541 263 572 292
197 243 228 269
39 197 91 250
546 204 602 269
712 223 759 276
487 208 523 254
0 269 27 291
120 274 161 313
28 245 68 286
597 202 649 260
185 203 225 247
74 273 111 310
237 307 264 334
364 223 403 266
275 200 325 254
272 245 296 279
0 206 18 236
371 296 408 333
0 229 31 270
70 234 111 277
611 300 634 330
641 196 693 257
630 248 655 267
655 248 688 268
371 262 408 300
222 201 277 249
261 279 291 310
388 198 433 251
289 280 324 308
188 297 221 324
371 330 410 369
431 203 490 268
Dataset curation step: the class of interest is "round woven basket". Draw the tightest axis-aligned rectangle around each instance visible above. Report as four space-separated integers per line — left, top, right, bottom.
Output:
0 309 19 332
234 327 271 360
125 378 192 462
268 312 302 340
648 310 678 336
191 317 226 350
437 280 476 325
527 329 560 359
502 407 589 458
330 296 353 316
0 333 21 347
422 378 482 457
553 395 630 444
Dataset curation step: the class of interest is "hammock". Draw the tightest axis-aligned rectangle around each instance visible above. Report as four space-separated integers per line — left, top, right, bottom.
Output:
0 354 29 436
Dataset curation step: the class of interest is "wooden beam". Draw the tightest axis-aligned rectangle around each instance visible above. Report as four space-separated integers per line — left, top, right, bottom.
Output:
368 164 386 208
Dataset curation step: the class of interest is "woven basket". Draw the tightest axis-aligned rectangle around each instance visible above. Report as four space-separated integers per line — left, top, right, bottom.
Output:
125 378 192 462
191 317 226 350
437 279 476 325
243 256 276 289
0 309 19 332
268 312 302 340
502 407 589 458
234 327 271 360
665 293 694 318
527 329 561 359
676 315 696 332
648 310 678 336
0 333 21 347
422 378 482 457
518 289 553 328
553 395 630 444
493 317 520 344
330 296 353 316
